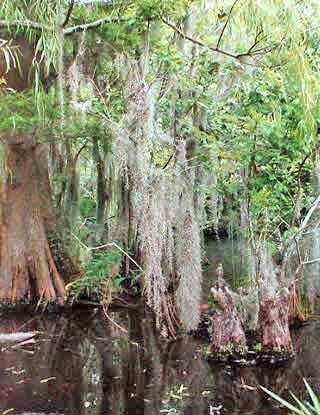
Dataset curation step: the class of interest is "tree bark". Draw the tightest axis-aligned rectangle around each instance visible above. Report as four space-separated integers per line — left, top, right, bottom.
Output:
257 286 293 353
63 152 80 262
0 133 71 305
92 136 107 242
257 247 294 353
210 285 247 354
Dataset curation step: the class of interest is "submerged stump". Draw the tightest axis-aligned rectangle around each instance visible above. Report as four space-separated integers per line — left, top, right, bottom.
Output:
209 285 247 358
254 245 295 363
257 286 294 356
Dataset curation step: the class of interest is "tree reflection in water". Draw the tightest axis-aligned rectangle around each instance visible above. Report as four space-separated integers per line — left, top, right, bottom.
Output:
0 309 320 415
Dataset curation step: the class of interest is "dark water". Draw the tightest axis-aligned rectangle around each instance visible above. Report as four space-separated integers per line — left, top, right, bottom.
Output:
1 239 320 415
0 308 320 415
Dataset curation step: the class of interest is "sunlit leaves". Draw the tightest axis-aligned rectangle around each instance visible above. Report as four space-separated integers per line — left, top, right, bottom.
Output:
203 57 317 236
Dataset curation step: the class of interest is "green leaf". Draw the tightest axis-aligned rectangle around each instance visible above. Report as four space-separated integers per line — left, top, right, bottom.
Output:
290 392 312 415
260 386 304 414
304 379 320 414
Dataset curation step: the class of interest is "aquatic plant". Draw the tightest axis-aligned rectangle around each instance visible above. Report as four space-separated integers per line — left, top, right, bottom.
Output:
261 379 320 415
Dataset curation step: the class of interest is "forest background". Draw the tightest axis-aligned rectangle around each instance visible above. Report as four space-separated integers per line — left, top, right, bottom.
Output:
0 0 319 353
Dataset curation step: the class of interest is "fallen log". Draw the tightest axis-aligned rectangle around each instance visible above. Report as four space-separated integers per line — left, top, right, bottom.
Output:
0 331 38 343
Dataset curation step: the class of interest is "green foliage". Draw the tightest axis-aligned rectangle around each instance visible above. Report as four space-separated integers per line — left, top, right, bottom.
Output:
67 250 122 302
161 384 190 414
0 90 53 134
261 379 320 415
201 63 318 239
79 197 96 219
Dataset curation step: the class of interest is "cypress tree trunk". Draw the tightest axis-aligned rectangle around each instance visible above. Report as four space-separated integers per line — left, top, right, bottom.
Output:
257 286 293 353
0 36 78 306
210 285 247 355
257 247 293 353
0 134 68 304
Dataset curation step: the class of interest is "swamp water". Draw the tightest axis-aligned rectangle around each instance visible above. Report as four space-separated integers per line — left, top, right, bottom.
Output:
1 239 320 415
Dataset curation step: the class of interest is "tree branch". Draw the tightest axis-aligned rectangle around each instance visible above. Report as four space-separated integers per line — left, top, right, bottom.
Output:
74 142 88 163
63 16 125 35
0 332 38 343
161 16 239 59
216 0 241 49
0 14 124 36
302 257 320 266
281 193 320 278
62 0 75 28
162 16 277 62
0 20 47 31
162 152 175 170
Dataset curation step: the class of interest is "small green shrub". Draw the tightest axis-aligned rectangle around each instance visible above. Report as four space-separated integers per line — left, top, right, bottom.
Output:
67 249 122 303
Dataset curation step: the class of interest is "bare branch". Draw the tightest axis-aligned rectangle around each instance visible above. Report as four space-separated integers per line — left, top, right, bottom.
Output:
71 233 144 273
302 257 320 266
298 194 320 236
0 332 39 343
0 38 9 48
247 28 264 54
162 152 175 170
63 16 125 35
162 11 283 66
0 14 124 35
0 20 47 31
161 16 239 60
281 194 320 278
103 305 128 333
74 142 88 162
216 0 241 49
161 16 276 62
62 0 75 28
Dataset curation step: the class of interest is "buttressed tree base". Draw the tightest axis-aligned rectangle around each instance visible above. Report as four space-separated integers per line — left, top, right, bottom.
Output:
0 38 77 306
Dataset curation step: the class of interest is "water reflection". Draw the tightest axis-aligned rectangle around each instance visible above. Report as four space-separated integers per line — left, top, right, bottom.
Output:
0 309 319 415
